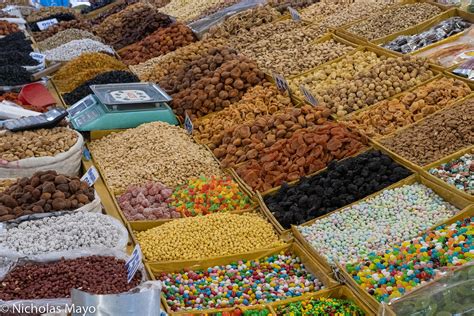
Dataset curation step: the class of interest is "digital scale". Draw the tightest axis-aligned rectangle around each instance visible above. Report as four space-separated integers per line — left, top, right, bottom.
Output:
67 82 178 131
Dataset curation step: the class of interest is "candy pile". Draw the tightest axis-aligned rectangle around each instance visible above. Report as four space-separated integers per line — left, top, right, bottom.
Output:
118 181 180 221
298 183 460 265
345 216 474 302
275 297 364 315
136 213 282 261
429 152 474 195
158 251 323 311
170 176 253 217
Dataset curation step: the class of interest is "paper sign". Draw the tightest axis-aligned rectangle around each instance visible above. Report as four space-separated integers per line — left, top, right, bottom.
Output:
299 85 318 106
80 166 99 187
126 244 142 283
272 72 289 93
36 18 58 31
30 52 45 64
184 112 193 134
288 7 301 22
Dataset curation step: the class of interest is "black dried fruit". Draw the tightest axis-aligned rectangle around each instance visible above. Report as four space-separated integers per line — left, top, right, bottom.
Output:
0 66 32 86
0 52 38 66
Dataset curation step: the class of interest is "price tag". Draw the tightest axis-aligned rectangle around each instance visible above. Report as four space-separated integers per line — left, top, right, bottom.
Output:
272 72 289 93
288 7 301 22
36 18 58 31
30 52 45 64
126 244 142 283
82 148 91 161
80 166 99 187
184 112 193 134
299 85 318 106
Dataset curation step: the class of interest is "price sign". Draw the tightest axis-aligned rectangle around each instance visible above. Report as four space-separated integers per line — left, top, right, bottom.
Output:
184 112 193 134
126 244 142 283
288 7 301 22
299 85 318 106
30 52 45 64
37 18 58 31
80 166 99 187
272 72 289 93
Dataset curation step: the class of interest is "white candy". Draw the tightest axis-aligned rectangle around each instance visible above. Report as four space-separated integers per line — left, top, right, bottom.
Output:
44 39 115 61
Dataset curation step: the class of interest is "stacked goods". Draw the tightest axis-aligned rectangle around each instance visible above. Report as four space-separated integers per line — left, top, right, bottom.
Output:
345 216 473 302
171 55 266 119
0 20 19 35
94 2 173 49
212 105 332 167
193 84 292 146
43 39 114 61
379 98 474 166
88 122 224 193
159 251 323 310
32 20 94 42
119 23 196 66
275 297 365 315
429 151 474 195
264 150 411 228
0 170 95 222
299 183 460 265
135 213 283 261
296 56 435 117
52 52 127 93
346 3 442 40
343 77 471 138
0 256 141 300
235 122 367 192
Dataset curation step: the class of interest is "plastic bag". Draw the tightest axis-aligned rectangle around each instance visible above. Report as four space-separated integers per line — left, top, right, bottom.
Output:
0 129 84 178
0 248 148 311
380 263 474 316
187 0 266 39
0 209 130 260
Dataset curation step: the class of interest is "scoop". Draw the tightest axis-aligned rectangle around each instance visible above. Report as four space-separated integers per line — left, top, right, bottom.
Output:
18 82 56 109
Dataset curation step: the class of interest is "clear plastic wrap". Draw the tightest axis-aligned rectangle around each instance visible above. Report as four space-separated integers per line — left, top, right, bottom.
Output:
384 17 472 54
453 58 474 79
380 263 474 316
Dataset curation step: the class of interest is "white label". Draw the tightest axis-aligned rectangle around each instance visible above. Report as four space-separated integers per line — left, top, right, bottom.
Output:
184 112 193 134
126 244 142 283
299 85 318 106
272 72 289 93
37 18 58 31
288 7 301 22
80 166 99 187
30 52 45 64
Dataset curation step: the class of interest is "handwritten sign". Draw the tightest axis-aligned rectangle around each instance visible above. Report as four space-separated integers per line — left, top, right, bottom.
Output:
80 166 99 187
272 72 290 93
184 112 193 134
299 85 318 106
125 244 142 283
288 7 301 22
37 18 58 31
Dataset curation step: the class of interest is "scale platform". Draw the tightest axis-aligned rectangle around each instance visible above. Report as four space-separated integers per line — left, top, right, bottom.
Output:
68 82 178 131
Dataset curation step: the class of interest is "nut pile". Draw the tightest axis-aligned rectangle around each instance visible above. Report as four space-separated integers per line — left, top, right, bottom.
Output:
344 77 471 138
0 170 95 222
89 0 139 25
0 20 19 35
117 181 180 221
317 56 434 117
52 52 127 92
172 55 266 119
131 38 228 83
204 5 281 40
0 127 78 161
268 0 318 13
38 29 103 51
160 0 223 22
236 122 367 192
26 6 77 23
94 2 173 49
28 13 77 32
44 39 115 61
136 212 282 261
246 39 355 78
299 183 458 265
119 23 196 66
380 98 474 166
300 2 348 21
290 50 385 100
213 105 332 167
0 212 123 255
193 84 292 146
346 3 442 41
89 122 224 193
265 150 411 228
190 0 240 22
0 256 141 300
32 20 93 42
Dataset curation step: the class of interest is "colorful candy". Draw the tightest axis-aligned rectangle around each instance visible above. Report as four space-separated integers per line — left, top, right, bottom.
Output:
275 297 365 315
299 183 459 265
346 217 473 302
159 251 323 311
429 152 474 195
170 176 254 217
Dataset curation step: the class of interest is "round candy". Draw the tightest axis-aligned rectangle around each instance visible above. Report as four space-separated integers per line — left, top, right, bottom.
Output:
429 152 474 195
275 297 365 315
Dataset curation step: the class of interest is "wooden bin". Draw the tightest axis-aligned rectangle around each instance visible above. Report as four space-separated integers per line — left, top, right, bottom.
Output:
338 205 474 314
292 173 473 273
146 242 339 315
